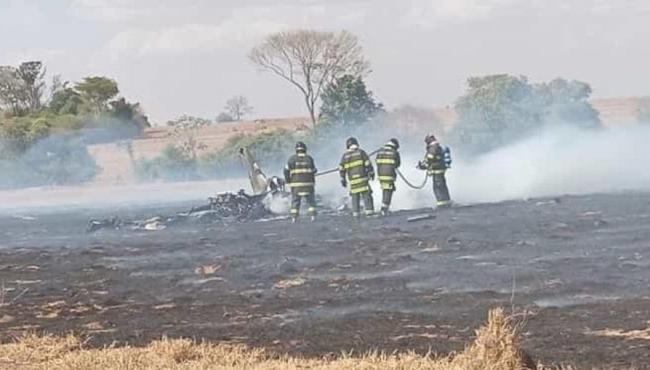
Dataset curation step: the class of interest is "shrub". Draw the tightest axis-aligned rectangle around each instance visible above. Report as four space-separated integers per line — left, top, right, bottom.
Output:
135 144 199 182
205 129 296 174
0 134 97 189
134 129 298 182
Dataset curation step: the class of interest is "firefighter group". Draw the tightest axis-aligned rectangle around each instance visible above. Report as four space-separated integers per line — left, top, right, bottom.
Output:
284 134 452 222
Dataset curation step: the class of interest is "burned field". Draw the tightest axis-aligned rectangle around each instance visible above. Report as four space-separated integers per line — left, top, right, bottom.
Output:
1 192 650 368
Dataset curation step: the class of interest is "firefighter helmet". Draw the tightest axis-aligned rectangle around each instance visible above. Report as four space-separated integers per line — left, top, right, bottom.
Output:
295 141 307 152
387 138 400 149
346 137 359 149
425 134 437 145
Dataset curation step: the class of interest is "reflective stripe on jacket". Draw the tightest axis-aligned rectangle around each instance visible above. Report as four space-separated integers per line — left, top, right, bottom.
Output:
376 145 401 184
339 147 374 194
424 143 446 175
284 153 317 191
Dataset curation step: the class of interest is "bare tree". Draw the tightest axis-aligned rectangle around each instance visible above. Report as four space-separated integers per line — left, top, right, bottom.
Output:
166 115 210 160
250 30 369 127
0 61 53 116
224 95 253 121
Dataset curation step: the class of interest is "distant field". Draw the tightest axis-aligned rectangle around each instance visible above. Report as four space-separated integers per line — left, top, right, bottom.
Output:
88 117 311 184
591 97 644 126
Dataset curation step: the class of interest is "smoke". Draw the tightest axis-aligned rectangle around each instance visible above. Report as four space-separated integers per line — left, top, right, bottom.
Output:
301 121 650 211
3 118 648 215
0 178 252 214
387 124 650 209
0 122 141 190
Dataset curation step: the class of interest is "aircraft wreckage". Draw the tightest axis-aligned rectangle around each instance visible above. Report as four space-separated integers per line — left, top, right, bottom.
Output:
87 148 292 233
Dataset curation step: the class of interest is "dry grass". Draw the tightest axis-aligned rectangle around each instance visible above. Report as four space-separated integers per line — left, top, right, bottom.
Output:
586 327 650 341
0 308 541 370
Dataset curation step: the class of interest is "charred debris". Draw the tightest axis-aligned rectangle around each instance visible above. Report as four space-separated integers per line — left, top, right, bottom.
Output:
87 148 291 233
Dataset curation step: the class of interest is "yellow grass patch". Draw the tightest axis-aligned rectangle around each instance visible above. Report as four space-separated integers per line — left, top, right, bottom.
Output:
586 327 650 341
274 277 306 289
0 308 537 370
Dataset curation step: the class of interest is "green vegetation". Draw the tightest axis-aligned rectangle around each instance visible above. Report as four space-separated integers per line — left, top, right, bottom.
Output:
0 135 97 188
211 129 296 170
318 75 383 129
0 33 611 187
0 60 150 189
135 144 199 182
136 129 297 182
215 112 234 123
451 74 601 155
135 74 384 182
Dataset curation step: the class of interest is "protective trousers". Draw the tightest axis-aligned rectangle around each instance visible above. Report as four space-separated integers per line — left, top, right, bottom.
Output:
381 189 394 212
290 188 317 218
432 173 451 207
378 179 395 212
351 190 374 218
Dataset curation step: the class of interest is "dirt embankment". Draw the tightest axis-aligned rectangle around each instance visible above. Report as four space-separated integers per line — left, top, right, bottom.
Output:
88 117 311 184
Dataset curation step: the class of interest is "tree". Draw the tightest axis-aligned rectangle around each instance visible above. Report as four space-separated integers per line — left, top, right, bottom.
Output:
534 78 600 127
455 75 538 141
166 115 210 161
109 97 151 130
250 30 369 127
319 75 382 128
215 112 234 123
0 66 29 116
75 76 119 116
0 116 51 158
452 74 601 155
49 86 83 115
16 61 46 112
224 95 253 121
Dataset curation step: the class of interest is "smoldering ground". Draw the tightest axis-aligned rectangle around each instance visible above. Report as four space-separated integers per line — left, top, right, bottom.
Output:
3 189 650 368
2 120 650 370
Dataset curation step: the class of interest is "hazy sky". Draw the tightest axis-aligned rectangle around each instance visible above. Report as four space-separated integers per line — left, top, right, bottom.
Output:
1 0 648 123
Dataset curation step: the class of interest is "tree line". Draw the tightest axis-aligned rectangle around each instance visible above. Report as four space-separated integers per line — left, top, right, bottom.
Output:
0 61 150 188
1 29 618 187
142 29 604 181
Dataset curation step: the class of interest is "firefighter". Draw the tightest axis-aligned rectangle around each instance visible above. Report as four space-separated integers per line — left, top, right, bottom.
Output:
418 134 451 208
375 138 401 216
284 141 317 222
339 137 375 218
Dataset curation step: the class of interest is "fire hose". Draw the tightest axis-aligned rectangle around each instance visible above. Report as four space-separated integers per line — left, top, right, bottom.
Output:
315 148 429 190
396 169 429 189
315 148 381 178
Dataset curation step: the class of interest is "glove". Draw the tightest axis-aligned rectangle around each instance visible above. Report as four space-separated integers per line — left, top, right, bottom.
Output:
369 172 375 181
417 161 425 170
341 178 347 188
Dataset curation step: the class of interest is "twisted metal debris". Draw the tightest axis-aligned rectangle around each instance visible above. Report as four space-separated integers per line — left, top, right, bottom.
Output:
86 189 285 233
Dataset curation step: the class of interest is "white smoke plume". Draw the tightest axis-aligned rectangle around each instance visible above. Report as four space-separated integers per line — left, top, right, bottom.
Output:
388 124 650 209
